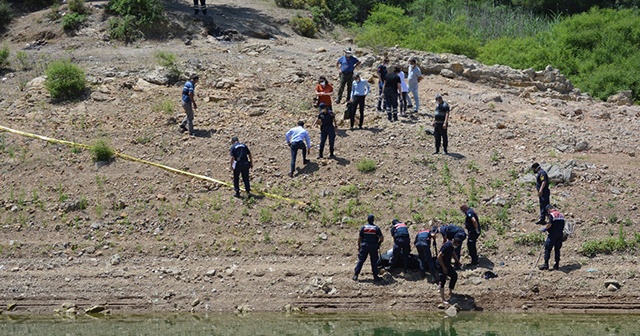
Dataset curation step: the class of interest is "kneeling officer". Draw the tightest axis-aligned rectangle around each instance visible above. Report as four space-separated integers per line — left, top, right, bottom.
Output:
390 219 411 274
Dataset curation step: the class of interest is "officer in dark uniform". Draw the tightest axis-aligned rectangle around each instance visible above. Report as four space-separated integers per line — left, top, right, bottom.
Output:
229 136 253 198
354 214 384 282
532 162 551 224
414 227 437 281
390 219 411 273
438 225 466 269
437 237 461 304
313 103 338 159
539 205 565 270
460 204 481 266
432 94 450 154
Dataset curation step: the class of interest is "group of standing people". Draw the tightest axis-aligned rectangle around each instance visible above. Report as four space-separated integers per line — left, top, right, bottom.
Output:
353 205 481 304
377 58 423 122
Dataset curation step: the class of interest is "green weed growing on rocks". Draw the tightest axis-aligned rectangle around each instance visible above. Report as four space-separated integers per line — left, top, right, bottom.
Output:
356 158 376 173
290 15 317 38
89 139 115 162
62 12 87 32
44 59 86 101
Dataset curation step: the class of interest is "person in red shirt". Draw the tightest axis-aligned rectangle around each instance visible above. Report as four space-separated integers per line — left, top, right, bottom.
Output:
315 75 334 112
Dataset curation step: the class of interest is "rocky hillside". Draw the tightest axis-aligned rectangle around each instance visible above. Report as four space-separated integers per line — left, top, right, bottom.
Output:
0 0 639 315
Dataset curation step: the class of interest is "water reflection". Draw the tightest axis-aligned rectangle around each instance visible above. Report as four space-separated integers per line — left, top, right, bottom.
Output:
0 312 638 335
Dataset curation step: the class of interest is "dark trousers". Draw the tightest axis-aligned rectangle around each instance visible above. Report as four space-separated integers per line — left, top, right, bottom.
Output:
467 231 480 264
434 123 448 152
544 234 563 265
350 95 365 128
319 127 335 157
377 82 384 110
337 72 353 102
193 0 206 13
391 237 410 272
438 265 458 290
416 243 436 277
384 92 398 121
233 162 250 194
400 92 408 113
539 193 550 223
354 244 380 277
289 141 307 174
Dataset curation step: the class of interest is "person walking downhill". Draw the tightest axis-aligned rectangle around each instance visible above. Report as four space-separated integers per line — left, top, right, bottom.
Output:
285 121 311 178
179 74 199 136
539 205 565 271
532 162 551 225
353 214 384 282
229 136 253 198
406 58 423 113
432 94 450 154
335 48 360 104
376 58 389 111
348 73 370 130
314 103 338 159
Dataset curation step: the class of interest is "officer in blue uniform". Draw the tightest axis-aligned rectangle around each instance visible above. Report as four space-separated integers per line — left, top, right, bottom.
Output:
437 237 461 304
539 205 565 270
414 227 437 281
460 204 481 266
354 214 384 282
390 219 411 274
438 225 466 269
532 162 551 224
229 136 253 198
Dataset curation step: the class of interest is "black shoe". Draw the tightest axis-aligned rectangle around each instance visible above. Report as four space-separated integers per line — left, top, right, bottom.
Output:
376 107 383 112
535 220 547 225
317 155 323 159
359 126 363 129
288 172 293 178
329 154 336 159
352 275 358 281
432 151 439 155
234 192 241 198
538 264 549 270
373 276 383 282
444 150 448 155
303 159 310 165
553 263 559 270
202 9 207 15
407 104 413 108
194 9 199 15
179 125 187 132
247 193 253 198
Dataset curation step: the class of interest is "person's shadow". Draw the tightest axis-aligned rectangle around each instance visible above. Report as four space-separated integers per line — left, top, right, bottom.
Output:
444 152 465 160
191 128 214 138
297 161 320 175
559 262 581 274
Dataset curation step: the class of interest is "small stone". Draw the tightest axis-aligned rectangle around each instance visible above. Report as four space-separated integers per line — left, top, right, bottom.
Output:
604 279 621 289
470 277 483 285
191 299 200 307
157 194 166 201
607 284 618 292
205 269 216 276
7 303 17 311
445 305 458 317
319 233 328 240
225 268 234 276
110 254 121 266
85 305 106 314
90 222 102 230
10 205 18 212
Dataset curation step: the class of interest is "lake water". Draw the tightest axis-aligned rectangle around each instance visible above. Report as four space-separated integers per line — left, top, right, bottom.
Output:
1 312 639 335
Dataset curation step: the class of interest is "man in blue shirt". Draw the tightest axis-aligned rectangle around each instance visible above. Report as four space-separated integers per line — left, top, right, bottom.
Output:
353 214 384 282
460 204 481 266
539 205 565 271
532 162 551 224
437 237 461 304
229 136 253 198
348 73 370 130
285 121 311 178
335 48 360 104
180 74 199 136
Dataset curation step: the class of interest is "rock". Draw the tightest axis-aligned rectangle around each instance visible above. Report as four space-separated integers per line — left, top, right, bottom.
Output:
156 194 167 201
65 307 77 314
90 222 102 230
482 93 503 103
437 302 446 309
445 305 458 317
575 141 589 152
205 269 216 276
504 131 515 139
225 268 234 276
440 69 456 78
607 90 633 106
10 205 18 212
604 279 621 289
319 233 328 240
85 246 96 254
496 122 506 129
315 47 327 53
191 299 200 307
470 277 483 285
110 254 121 266
7 303 17 311
607 284 618 292
85 305 106 314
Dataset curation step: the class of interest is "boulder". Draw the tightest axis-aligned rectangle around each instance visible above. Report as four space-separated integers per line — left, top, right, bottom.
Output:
445 305 458 317
440 69 456 79
604 279 621 289
85 305 106 314
607 90 633 106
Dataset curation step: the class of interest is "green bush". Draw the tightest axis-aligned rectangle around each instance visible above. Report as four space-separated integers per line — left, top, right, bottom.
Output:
0 44 9 69
514 232 546 246
90 139 115 162
0 0 12 32
581 237 629 257
62 12 87 32
68 0 89 14
154 51 180 80
108 15 142 42
275 0 324 9
107 0 162 26
290 16 317 38
356 158 376 173
44 60 86 101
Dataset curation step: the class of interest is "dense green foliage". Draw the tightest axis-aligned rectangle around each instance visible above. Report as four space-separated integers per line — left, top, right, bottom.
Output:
62 12 87 32
0 44 9 69
44 60 86 101
108 15 142 43
90 139 115 162
107 0 162 26
0 0 12 32
68 0 89 15
290 15 317 37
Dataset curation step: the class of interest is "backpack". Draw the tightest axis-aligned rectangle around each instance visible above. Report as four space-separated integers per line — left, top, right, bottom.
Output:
562 221 573 242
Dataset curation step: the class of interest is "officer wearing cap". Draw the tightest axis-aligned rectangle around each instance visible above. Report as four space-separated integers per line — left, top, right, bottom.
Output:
532 162 550 224
437 237 461 304
539 205 565 270
414 226 437 281
229 136 253 198
390 219 411 274
353 214 384 282
460 204 481 266
313 102 338 159
432 94 450 154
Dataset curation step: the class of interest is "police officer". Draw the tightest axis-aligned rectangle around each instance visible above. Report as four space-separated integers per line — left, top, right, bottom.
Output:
353 214 384 282
229 136 253 198
460 204 481 266
438 224 465 269
432 94 450 154
414 226 437 281
539 205 565 270
532 162 551 224
437 237 461 304
390 219 411 274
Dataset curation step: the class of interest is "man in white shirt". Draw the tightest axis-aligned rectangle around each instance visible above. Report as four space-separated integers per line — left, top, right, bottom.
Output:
406 59 423 113
285 121 311 177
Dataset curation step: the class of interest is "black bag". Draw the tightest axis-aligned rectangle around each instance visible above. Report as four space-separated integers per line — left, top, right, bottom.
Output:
343 102 353 120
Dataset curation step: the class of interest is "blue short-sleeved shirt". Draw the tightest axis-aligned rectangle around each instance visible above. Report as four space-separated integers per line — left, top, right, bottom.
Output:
230 142 250 163
464 208 480 234
440 241 455 267
182 80 195 103
536 169 550 195
337 55 359 73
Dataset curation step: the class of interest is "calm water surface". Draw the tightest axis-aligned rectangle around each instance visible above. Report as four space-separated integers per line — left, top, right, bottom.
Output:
1 312 639 335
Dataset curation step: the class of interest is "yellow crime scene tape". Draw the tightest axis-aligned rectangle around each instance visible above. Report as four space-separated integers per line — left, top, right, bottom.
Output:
0 125 304 206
